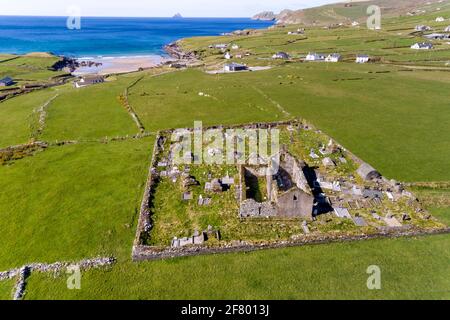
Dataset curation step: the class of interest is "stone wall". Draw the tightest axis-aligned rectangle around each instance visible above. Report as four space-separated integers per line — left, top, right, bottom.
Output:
0 141 48 165
132 227 450 262
282 151 311 194
0 257 115 300
133 133 164 247
276 188 314 219
131 119 423 262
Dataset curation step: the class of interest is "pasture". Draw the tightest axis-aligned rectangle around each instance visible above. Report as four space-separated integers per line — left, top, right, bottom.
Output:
0 7 449 299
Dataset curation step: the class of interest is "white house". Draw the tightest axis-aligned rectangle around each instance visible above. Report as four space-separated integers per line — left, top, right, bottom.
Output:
288 28 305 35
411 42 434 50
74 75 105 88
351 21 360 27
436 17 445 22
445 26 450 32
325 53 341 62
424 33 450 40
224 52 232 60
272 52 290 59
231 44 239 50
356 54 370 63
223 63 248 72
211 44 228 50
305 53 326 61
415 25 432 32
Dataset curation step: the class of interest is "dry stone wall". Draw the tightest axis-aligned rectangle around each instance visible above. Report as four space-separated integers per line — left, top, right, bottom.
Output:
131 119 447 262
0 257 115 300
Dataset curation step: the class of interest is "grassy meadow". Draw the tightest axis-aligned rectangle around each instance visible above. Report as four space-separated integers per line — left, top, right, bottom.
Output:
0 138 153 270
0 279 14 300
0 88 60 148
0 7 449 299
40 76 141 142
0 54 67 86
24 233 450 300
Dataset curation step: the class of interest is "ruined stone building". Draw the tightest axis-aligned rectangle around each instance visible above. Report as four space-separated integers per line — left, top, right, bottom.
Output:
239 150 314 220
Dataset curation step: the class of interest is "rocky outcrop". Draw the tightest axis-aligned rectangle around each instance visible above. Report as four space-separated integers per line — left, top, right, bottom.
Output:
51 57 102 73
164 41 198 63
252 11 276 21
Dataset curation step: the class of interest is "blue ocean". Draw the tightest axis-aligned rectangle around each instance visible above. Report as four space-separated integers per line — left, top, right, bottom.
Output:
0 16 273 57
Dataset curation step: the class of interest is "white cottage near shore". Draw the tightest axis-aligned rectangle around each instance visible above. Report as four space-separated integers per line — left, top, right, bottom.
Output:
74 75 105 88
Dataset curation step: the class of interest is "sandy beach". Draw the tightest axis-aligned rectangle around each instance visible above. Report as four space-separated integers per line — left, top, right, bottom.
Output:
72 55 170 76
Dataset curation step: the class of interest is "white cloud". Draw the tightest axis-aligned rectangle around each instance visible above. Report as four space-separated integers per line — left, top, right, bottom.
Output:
0 0 337 17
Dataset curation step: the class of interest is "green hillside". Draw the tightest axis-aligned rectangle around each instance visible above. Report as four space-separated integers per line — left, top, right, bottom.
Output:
0 4 449 300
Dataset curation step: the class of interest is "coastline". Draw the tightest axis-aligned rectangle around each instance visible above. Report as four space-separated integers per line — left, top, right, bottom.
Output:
1 17 275 76
71 54 171 76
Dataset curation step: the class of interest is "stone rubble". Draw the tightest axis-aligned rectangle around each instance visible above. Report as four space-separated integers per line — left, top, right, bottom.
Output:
32 94 59 138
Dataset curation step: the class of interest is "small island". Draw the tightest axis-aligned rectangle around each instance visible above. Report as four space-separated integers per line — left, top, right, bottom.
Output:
173 13 183 19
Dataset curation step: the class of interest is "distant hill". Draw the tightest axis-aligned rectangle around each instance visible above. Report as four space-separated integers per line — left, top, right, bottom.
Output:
252 11 276 21
254 0 450 25
173 13 183 19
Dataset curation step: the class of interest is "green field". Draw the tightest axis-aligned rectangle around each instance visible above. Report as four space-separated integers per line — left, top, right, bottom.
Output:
0 5 449 300
23 232 450 300
40 76 141 142
0 54 67 85
0 88 60 148
0 279 14 300
0 138 153 270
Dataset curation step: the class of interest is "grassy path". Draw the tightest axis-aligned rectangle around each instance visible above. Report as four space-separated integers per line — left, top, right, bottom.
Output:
251 85 292 118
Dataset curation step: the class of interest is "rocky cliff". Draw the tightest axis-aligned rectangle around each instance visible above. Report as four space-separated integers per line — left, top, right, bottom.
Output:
255 0 443 26
252 11 276 21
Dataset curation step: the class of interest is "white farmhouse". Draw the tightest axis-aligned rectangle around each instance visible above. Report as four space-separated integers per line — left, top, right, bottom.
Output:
272 52 290 59
212 44 228 50
415 25 432 32
74 75 105 88
411 42 434 50
223 63 248 72
305 53 326 61
224 52 232 60
325 53 341 62
356 54 370 63
436 17 445 22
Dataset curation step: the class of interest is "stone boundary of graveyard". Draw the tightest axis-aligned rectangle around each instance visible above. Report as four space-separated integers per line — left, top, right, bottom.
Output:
131 119 448 262
132 119 307 250
132 226 450 261
0 256 116 300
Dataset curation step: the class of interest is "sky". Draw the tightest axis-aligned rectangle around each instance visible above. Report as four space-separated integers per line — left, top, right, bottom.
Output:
0 0 340 17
